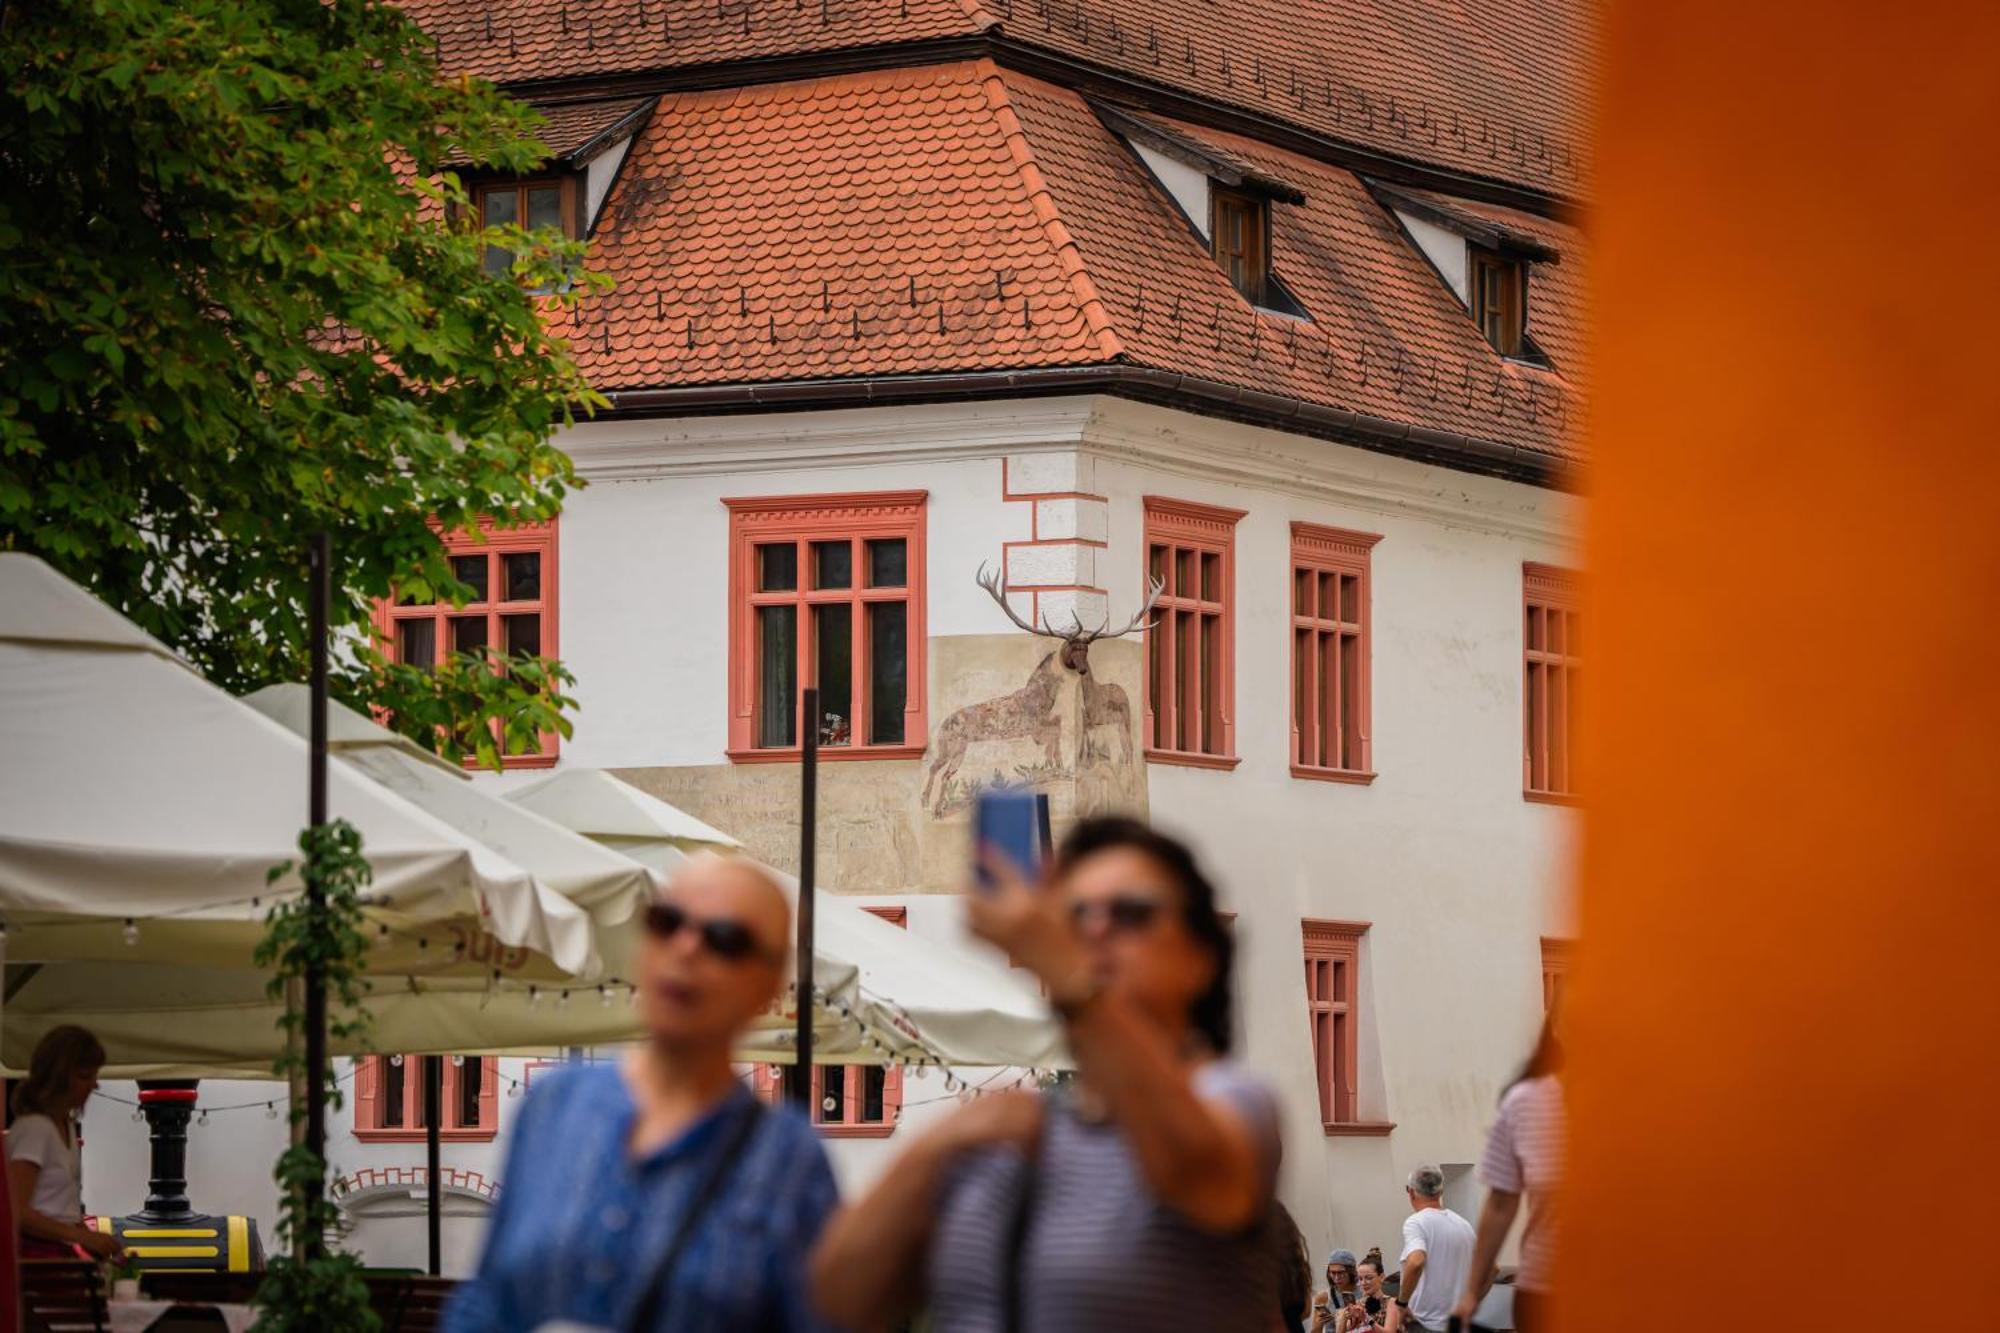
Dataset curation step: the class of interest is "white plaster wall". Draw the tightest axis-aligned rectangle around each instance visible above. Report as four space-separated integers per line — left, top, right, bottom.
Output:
82 396 1578 1277
548 445 1022 771
584 138 634 229
1398 210 1470 304
1076 398 1579 1263
1131 142 1211 238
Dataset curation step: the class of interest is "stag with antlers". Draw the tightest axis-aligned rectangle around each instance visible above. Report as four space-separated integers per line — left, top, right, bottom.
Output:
920 566 1163 814
971 563 1164 674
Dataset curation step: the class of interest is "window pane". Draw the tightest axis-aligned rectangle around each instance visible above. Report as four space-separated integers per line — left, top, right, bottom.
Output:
482 190 519 228
382 1057 406 1128
1340 632 1362 770
1201 552 1220 602
1201 613 1220 753
1294 568 1313 617
526 185 563 232
757 543 798 592
1175 550 1195 601
1545 606 1565 656
866 538 907 588
503 613 540 657
452 554 489 602
757 605 797 747
1149 543 1166 590
1526 604 1544 651
396 618 437 668
867 601 907 745
1175 610 1194 751
819 1066 846 1124
862 1066 886 1122
1340 573 1360 624
812 540 852 591
1294 628 1313 766
451 616 488 655
503 552 540 602
1526 660 1547 790
814 603 852 746
1148 622 1165 749
458 1057 484 1127
1320 631 1337 769
481 189 517 275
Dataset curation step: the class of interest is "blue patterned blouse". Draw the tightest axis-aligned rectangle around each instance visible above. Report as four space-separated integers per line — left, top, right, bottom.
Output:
442 1064 840 1333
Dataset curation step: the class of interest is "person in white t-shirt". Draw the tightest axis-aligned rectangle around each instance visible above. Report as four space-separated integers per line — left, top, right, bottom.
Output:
5 1024 124 1261
1386 1165 1474 1333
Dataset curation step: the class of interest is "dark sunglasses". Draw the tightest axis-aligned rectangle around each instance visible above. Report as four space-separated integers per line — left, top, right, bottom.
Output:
643 900 774 963
1068 894 1166 934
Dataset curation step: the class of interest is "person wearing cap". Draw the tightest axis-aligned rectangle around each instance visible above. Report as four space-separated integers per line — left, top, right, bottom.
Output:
1387 1166 1475 1332
1310 1249 1363 1330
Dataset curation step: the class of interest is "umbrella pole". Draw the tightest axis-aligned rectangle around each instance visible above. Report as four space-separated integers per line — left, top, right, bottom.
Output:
304 530 330 1261
787 686 819 1108
424 1056 442 1276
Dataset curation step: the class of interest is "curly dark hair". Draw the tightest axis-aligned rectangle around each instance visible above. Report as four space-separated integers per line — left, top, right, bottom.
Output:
1053 815 1235 1054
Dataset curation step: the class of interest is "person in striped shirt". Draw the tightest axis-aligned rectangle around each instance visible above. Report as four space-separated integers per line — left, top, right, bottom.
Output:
1451 1019 1565 1333
811 816 1283 1333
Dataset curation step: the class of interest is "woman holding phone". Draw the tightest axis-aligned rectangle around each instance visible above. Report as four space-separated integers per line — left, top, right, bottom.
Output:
811 815 1281 1332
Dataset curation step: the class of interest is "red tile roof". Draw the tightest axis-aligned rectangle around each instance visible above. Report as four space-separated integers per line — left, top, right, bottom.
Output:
999 71 1581 462
543 61 1582 469
402 0 1595 199
543 63 1115 387
532 95 657 159
1003 0 1596 196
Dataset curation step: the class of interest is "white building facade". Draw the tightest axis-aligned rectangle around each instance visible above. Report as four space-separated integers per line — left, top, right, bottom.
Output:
89 390 1576 1273
90 0 1595 1283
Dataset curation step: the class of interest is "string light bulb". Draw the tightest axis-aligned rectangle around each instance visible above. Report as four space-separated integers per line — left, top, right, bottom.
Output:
527 986 541 1007
265 1102 279 1120
598 985 610 1008
122 918 139 946
557 989 571 1008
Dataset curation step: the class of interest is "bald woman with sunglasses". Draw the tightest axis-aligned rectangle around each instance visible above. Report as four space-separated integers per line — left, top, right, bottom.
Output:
445 854 840 1333
812 816 1283 1333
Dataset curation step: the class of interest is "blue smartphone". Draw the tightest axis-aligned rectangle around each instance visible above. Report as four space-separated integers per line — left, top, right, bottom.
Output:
973 788 1042 891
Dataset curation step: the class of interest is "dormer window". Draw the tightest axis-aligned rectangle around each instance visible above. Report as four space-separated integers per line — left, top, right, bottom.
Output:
1372 182 1557 366
1097 104 1308 318
476 178 576 274
1211 189 1270 305
1469 247 1527 358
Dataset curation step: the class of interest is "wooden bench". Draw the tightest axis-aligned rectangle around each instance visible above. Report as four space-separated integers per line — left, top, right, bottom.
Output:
362 1274 457 1333
18 1259 107 1333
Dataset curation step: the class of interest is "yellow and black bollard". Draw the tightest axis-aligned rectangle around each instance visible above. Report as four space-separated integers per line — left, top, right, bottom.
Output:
100 1081 265 1273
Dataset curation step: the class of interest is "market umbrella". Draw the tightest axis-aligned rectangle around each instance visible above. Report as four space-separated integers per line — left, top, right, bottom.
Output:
509 773 1067 1070
0 553 599 1070
243 685 657 926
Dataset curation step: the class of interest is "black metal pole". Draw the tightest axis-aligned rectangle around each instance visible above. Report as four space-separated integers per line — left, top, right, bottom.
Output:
424 1056 443 1276
786 687 819 1107
304 530 330 1261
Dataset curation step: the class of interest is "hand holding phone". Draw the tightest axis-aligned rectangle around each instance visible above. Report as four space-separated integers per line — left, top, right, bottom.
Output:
972 788 1042 891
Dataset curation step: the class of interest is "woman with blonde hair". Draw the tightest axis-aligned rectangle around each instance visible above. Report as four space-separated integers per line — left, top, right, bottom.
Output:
6 1025 124 1260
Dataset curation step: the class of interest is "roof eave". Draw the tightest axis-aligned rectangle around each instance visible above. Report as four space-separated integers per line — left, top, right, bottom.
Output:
600 367 1573 489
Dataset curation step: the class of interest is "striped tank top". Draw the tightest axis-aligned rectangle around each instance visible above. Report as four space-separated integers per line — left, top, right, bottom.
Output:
926 1063 1283 1333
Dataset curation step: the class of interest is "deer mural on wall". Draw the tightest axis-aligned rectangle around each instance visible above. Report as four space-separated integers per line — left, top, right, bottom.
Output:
920 563 1163 816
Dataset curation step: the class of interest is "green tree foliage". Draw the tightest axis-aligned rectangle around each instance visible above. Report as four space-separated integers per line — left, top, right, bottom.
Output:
0 0 607 765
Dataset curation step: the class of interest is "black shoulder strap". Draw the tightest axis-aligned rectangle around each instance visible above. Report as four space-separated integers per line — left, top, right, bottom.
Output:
624 1097 767 1333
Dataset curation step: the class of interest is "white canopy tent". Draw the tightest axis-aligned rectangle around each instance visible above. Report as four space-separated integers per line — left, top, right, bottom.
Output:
507 773 1067 1071
0 554 599 1071
0 553 1061 1074
243 685 656 927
